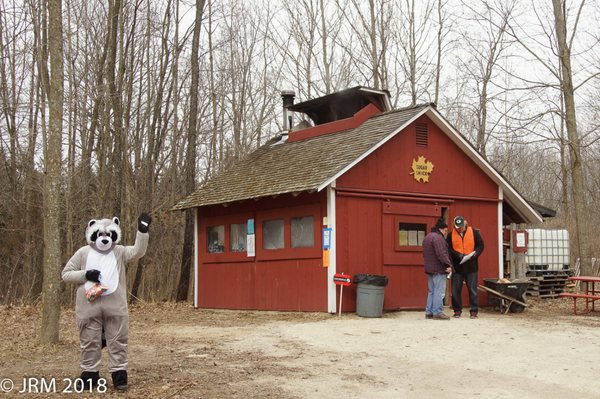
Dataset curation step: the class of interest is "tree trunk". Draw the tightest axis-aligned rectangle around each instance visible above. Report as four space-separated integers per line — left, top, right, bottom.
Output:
40 0 64 345
434 0 443 105
176 0 206 302
106 0 125 216
552 0 591 275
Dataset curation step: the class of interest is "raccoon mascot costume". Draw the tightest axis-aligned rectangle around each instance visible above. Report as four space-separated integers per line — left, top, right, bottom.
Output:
62 213 152 391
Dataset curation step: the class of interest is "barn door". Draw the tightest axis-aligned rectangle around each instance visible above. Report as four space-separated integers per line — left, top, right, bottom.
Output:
382 200 451 309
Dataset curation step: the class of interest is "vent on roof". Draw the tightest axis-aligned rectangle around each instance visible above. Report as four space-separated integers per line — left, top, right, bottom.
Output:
416 123 428 147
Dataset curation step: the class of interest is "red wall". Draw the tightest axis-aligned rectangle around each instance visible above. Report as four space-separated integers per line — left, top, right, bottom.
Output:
195 114 500 312
335 115 499 310
196 192 328 311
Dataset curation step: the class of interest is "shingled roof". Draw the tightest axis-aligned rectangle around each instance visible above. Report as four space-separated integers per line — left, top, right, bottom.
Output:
172 102 543 224
172 104 430 210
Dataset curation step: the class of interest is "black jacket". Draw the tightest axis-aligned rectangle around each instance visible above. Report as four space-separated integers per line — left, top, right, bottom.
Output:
446 227 485 274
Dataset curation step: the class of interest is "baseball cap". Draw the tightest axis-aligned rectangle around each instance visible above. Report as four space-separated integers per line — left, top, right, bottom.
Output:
453 216 465 228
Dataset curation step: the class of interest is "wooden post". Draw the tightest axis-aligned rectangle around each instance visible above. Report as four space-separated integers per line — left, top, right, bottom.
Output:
338 285 343 317
514 223 527 279
509 223 515 279
509 223 526 280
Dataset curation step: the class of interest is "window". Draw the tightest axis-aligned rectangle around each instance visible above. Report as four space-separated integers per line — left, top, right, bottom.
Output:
207 225 224 253
255 203 321 260
230 223 247 252
291 216 314 248
383 201 451 265
201 213 255 262
398 222 426 247
263 219 284 249
201 205 321 262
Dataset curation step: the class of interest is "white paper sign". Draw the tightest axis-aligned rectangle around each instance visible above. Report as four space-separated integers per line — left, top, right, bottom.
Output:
247 234 255 257
515 232 526 247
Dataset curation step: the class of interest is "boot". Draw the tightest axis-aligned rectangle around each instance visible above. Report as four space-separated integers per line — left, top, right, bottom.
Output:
111 370 128 392
80 371 100 388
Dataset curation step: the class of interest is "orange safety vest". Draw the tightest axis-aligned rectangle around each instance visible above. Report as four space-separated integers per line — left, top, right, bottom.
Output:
452 226 475 255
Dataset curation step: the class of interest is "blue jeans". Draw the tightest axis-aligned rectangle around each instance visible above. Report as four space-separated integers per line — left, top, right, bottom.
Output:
451 271 479 312
426 273 447 315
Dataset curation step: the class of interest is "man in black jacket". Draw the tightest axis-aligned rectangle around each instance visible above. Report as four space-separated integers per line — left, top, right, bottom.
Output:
447 216 484 319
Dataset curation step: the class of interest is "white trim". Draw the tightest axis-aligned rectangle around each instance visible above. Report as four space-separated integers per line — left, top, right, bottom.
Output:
317 107 429 192
326 182 337 313
194 208 199 308
498 187 504 278
358 87 392 111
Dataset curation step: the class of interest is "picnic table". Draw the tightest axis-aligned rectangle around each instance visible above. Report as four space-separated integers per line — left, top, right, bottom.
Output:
558 276 600 314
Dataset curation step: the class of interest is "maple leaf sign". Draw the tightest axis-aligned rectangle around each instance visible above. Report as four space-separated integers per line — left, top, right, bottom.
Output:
410 156 434 183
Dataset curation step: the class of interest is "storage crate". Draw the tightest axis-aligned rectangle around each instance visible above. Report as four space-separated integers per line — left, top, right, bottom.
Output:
525 229 570 272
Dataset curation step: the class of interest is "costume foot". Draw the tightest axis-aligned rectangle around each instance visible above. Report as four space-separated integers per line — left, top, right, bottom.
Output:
80 371 100 388
112 370 128 392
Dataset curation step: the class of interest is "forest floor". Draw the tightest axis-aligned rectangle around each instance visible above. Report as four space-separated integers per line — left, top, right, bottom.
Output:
1 296 600 399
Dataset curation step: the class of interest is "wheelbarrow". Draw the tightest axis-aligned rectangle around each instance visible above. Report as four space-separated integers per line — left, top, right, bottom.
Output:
478 278 530 313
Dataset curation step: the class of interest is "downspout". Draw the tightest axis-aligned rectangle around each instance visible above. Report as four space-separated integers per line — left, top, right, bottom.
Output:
194 208 199 308
498 187 504 278
327 182 337 313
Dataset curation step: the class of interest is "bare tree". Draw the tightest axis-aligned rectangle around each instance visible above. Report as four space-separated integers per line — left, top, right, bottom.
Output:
395 0 436 105
282 0 320 99
106 0 126 216
3 0 600 306
40 0 64 345
433 0 452 105
497 0 596 272
130 0 177 300
0 0 45 303
456 0 515 158
339 0 394 90
281 0 347 98
176 0 206 302
551 0 591 274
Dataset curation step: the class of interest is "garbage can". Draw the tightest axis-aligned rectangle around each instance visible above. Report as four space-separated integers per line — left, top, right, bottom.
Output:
354 274 389 317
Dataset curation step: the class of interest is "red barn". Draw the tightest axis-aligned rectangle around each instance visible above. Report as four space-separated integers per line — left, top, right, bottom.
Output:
173 87 542 312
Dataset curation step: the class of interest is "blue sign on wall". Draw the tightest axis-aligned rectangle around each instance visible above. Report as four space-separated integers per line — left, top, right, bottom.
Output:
322 228 332 250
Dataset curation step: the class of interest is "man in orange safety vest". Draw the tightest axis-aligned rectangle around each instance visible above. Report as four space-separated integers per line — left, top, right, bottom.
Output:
447 216 485 319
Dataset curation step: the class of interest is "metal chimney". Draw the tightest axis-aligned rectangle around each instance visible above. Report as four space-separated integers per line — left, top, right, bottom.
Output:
281 90 295 130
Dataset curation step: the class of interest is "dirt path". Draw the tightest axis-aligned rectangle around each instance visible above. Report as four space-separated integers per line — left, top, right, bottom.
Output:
1 299 599 398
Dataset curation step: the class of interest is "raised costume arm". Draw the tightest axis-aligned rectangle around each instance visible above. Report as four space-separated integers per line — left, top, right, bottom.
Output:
122 213 152 262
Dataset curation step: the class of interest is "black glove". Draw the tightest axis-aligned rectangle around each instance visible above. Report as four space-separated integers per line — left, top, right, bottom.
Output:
85 269 101 283
138 212 152 233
